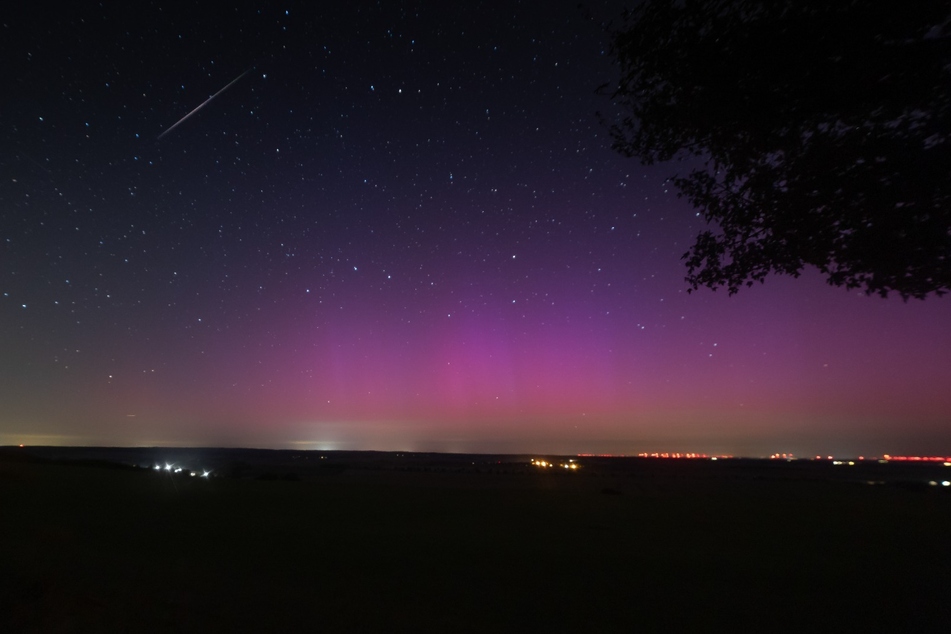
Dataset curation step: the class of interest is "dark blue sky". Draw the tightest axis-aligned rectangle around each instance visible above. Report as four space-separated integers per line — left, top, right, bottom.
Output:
2 1 950 456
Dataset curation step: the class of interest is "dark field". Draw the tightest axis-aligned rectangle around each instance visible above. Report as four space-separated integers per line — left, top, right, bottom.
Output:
2 448 950 632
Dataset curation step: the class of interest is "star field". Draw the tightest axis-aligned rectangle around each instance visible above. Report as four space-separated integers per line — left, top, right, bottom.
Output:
2 1 950 456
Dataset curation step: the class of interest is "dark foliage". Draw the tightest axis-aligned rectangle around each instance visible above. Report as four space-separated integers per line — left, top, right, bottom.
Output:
603 1 951 298
0 448 49 464
227 460 254 479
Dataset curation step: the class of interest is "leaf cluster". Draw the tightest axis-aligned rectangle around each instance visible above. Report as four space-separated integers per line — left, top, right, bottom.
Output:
605 0 951 298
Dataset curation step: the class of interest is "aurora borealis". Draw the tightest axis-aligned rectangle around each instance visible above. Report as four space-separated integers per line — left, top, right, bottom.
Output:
2 1 950 456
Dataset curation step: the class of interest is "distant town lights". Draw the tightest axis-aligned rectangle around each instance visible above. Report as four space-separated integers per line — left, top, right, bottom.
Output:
530 458 580 471
635 452 716 459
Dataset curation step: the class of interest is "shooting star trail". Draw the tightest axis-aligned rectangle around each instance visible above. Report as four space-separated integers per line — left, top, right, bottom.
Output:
157 68 252 140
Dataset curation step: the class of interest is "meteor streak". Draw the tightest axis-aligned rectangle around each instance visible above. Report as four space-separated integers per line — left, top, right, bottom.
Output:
157 68 252 140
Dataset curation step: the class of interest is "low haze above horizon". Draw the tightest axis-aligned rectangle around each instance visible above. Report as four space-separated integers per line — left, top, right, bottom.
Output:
3 2 950 458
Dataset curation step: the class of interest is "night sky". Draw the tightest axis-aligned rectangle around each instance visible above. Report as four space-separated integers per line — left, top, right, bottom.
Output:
3 1 950 457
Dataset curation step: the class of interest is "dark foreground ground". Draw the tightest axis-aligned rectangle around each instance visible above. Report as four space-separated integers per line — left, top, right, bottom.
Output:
2 447 950 632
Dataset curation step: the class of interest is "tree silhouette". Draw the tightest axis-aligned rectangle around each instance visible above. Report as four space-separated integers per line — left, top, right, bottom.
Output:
603 1 951 298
